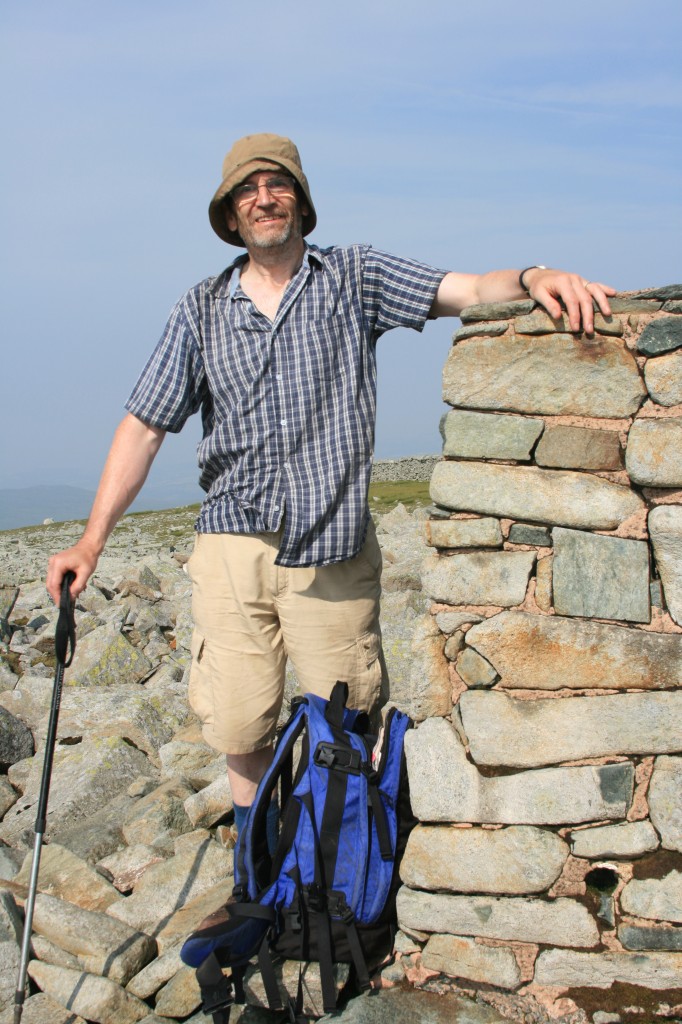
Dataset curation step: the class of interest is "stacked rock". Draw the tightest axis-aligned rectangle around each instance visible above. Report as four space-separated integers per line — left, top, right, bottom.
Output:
399 285 682 1006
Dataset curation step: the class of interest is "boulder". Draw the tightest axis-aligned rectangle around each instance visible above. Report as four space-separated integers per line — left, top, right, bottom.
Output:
459 690 682 767
0 707 33 768
421 550 535 607
66 624 153 688
105 835 232 937
534 424 623 471
621 871 682 924
649 505 682 626
644 349 682 406
440 410 543 461
14 844 121 912
552 528 650 623
422 933 521 989
569 821 659 859
0 737 153 848
397 887 599 947
430 461 644 530
626 417 682 487
649 756 682 852
636 315 682 355
121 779 196 848
425 517 503 549
443 334 645 416
401 825 568 894
534 948 682 989
32 893 156 985
26 962 149 1024
464 611 682 690
381 601 451 720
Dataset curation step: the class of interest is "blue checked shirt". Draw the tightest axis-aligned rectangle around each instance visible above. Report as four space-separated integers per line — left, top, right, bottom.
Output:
126 243 445 567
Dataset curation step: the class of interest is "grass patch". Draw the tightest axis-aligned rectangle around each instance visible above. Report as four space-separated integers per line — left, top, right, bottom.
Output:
367 481 431 514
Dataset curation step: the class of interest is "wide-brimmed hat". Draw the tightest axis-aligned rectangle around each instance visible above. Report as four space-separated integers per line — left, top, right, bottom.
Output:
208 133 317 246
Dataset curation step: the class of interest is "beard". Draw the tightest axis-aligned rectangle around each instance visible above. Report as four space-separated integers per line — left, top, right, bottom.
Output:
236 203 303 250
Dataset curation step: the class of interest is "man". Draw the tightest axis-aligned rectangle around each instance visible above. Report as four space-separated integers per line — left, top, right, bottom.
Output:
47 133 615 834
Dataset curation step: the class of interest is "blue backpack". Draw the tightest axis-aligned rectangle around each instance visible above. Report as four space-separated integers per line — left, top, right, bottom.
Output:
180 682 414 1022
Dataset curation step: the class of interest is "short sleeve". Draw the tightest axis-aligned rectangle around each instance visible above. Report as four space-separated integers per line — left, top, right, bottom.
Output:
125 292 207 433
360 248 447 338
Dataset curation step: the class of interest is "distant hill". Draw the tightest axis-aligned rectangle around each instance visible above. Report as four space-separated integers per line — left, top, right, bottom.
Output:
0 480 204 532
0 485 96 531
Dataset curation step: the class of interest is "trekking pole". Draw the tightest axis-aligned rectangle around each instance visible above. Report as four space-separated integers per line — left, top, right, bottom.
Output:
13 571 76 1024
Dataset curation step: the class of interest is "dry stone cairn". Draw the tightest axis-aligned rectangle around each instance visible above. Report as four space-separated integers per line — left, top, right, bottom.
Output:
399 285 682 1010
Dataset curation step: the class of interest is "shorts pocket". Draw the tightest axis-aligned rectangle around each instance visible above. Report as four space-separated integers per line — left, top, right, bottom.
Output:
352 629 383 714
357 629 382 670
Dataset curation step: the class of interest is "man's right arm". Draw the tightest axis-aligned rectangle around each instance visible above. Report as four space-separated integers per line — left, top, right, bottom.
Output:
46 413 166 603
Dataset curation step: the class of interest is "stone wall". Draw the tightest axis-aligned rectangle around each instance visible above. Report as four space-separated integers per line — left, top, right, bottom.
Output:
371 455 438 482
398 285 682 1001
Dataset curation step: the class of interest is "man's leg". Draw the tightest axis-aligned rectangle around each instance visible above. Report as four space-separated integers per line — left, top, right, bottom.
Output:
226 747 274 806
278 518 386 714
226 746 276 848
186 532 287 832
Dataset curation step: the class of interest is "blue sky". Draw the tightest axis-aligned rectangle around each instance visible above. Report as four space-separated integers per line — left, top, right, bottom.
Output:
2 0 681 508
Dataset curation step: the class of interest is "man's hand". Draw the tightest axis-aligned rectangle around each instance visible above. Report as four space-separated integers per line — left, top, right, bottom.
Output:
522 268 616 334
47 541 100 605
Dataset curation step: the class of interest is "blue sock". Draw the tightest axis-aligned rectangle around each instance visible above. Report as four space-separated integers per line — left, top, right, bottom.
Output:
233 802 250 834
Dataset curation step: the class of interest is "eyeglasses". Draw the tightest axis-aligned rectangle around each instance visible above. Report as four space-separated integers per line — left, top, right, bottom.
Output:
231 175 296 205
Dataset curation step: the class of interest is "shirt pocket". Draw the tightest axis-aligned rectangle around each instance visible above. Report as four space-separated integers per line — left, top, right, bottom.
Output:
296 317 348 381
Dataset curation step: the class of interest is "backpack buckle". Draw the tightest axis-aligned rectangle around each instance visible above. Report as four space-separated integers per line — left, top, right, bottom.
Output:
306 883 326 912
313 742 362 773
327 891 354 925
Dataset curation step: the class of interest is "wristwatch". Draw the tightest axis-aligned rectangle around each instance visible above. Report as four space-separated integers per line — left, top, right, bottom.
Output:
518 265 547 292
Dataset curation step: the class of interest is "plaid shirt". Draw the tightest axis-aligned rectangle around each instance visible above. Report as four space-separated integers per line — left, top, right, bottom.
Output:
126 243 445 567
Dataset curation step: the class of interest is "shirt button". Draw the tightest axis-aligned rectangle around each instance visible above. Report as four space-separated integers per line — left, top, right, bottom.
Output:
274 505 280 511
280 419 287 426
276 373 283 381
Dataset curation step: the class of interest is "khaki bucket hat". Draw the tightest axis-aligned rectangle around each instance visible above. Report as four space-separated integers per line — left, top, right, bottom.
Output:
209 133 317 246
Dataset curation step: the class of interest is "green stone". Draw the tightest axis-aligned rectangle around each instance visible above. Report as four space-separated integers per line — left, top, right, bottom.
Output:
629 284 682 300
453 320 509 340
460 299 535 323
637 316 682 355
508 524 552 546
609 297 662 313
552 527 651 623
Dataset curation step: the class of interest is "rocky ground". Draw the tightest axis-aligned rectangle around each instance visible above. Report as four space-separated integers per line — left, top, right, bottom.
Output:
0 506 633 1024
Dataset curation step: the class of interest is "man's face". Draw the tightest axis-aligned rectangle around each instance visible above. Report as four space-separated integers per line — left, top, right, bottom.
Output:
226 170 308 251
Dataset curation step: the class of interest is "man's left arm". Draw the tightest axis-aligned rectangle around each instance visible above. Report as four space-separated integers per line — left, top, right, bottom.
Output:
430 267 616 334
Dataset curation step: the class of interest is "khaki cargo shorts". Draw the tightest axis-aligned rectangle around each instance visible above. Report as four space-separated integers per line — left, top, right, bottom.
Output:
186 520 385 755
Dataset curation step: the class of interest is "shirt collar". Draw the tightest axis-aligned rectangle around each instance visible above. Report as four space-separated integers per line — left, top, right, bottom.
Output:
207 243 326 299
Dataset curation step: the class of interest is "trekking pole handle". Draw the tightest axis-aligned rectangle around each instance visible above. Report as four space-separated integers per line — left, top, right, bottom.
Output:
55 571 76 667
